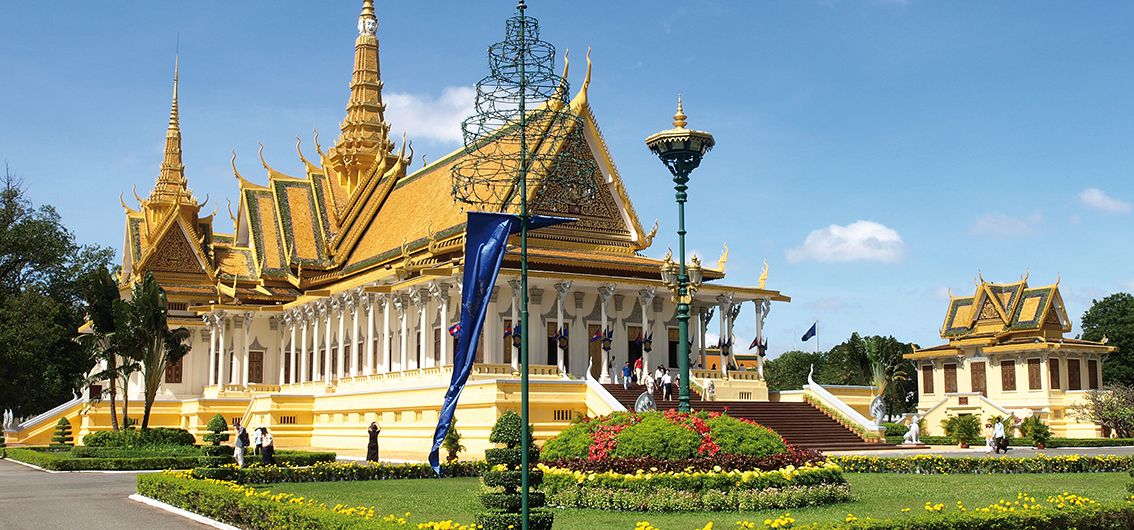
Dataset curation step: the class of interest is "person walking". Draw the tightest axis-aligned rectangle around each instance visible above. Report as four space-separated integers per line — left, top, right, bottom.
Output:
252 426 263 457
260 427 275 465
621 362 632 390
661 370 673 401
233 420 249 467
704 377 716 401
992 417 1006 454
644 373 655 395
633 357 644 385
366 422 381 462
983 421 995 454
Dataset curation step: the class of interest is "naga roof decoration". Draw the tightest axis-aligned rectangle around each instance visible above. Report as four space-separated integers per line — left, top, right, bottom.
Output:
119 1 761 311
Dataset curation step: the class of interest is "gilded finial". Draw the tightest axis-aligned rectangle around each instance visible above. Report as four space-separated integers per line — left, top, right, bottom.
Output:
673 95 687 128
716 242 729 271
169 53 180 130
313 128 324 157
132 185 145 206
226 198 238 229
199 193 210 209
258 142 270 170
296 136 313 169
581 48 592 100
757 259 769 289
641 219 659 248
662 247 673 263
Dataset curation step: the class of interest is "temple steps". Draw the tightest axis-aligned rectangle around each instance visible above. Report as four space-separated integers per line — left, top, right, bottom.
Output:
601 383 901 452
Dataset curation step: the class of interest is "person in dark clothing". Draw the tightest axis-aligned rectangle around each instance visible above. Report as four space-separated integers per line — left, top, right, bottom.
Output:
260 427 275 465
366 422 381 462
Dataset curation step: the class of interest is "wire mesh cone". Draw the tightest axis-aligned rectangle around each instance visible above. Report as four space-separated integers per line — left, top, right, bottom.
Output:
451 9 597 212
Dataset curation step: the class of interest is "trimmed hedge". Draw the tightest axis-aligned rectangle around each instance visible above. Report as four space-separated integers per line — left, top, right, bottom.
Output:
542 448 826 475
216 460 486 484
794 504 1134 529
83 428 196 448
136 472 406 530
884 435 1134 447
831 454 1134 474
70 446 200 458
5 448 203 471
547 483 853 512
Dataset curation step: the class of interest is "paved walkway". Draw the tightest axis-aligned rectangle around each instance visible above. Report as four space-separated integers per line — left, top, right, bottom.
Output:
0 459 208 529
828 444 1134 457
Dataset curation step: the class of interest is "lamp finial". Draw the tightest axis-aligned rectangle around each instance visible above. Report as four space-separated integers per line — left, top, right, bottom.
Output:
673 95 687 128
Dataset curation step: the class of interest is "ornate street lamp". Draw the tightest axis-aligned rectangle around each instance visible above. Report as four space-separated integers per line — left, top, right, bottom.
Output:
451 2 598 527
646 97 714 413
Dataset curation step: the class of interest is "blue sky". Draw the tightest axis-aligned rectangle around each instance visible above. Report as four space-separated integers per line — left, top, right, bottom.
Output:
2 1 1132 357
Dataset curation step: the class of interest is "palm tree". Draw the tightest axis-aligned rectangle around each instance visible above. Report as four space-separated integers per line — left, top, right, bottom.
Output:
115 272 190 429
866 336 913 420
79 267 124 431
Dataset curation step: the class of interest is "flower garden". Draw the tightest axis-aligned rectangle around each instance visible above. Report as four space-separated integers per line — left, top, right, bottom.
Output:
9 411 1134 528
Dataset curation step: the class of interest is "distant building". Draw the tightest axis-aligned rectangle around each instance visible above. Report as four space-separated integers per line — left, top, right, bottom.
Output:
906 275 1114 438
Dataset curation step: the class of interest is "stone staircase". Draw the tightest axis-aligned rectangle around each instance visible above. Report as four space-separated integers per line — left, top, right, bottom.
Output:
601 383 899 451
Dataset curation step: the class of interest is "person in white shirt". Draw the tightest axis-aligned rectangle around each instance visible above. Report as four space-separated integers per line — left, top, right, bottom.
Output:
661 371 673 401
992 418 1006 454
252 427 263 456
260 427 275 465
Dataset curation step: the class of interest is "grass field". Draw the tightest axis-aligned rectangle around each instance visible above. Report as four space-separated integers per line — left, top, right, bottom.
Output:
255 472 1130 529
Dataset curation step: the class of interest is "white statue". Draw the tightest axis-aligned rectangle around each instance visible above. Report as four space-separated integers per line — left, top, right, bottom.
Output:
903 415 921 445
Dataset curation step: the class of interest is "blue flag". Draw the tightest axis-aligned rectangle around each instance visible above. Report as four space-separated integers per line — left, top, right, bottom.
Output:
801 323 817 342
427 212 572 476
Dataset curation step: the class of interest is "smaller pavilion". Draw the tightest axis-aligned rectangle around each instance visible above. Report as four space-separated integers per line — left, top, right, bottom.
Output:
906 275 1114 438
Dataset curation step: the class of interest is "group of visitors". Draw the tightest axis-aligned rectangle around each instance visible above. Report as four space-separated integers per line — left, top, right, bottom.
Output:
984 414 1021 454
231 419 274 467
622 360 691 401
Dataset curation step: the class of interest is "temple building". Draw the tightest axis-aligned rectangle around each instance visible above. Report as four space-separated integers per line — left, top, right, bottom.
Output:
5 1 795 457
906 275 1114 438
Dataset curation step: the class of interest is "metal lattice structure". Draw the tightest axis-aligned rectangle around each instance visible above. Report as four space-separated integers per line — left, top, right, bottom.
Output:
450 1 597 210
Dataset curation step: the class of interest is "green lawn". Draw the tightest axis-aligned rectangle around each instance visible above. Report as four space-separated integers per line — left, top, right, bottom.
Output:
255 472 1131 529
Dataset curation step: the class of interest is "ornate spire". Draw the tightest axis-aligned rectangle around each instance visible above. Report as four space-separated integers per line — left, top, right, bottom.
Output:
327 0 396 193
149 54 194 204
673 95 687 129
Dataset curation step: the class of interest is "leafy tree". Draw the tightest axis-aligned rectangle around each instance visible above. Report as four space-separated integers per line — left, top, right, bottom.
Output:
1070 385 1134 437
1081 293 1134 386
51 417 74 447
763 350 825 391
114 272 191 429
442 417 466 463
865 335 917 417
821 332 873 386
0 166 113 417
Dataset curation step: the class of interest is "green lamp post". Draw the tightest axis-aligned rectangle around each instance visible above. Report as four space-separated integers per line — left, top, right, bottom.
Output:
646 98 714 413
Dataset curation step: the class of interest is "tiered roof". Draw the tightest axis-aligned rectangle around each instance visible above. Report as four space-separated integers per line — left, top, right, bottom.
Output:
906 274 1111 360
120 1 786 311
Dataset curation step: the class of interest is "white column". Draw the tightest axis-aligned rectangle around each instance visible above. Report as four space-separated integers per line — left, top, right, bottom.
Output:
434 283 451 366
755 299 770 380
277 316 286 385
415 289 429 368
324 300 334 384
334 295 346 380
716 294 732 378
217 312 228 387
289 312 298 384
396 294 408 371
598 284 614 383
364 294 375 375
302 307 313 382
312 305 322 381
206 316 217 386
380 295 391 373
241 312 252 386
639 287 655 374
554 282 571 374
508 279 520 370
349 290 361 376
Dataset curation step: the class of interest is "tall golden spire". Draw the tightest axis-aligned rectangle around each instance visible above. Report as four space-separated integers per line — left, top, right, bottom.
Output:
149 54 193 204
327 0 396 193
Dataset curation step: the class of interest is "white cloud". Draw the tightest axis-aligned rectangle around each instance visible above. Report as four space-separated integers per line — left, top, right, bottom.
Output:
1079 187 1131 213
786 220 905 263
383 86 475 145
972 211 1041 236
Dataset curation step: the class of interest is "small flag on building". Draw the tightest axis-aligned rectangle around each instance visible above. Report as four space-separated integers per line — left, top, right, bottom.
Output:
801 322 817 342
590 329 603 342
448 323 461 337
749 335 760 350
502 324 513 338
